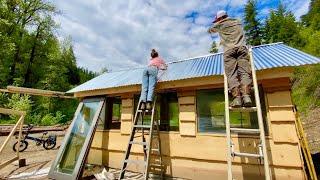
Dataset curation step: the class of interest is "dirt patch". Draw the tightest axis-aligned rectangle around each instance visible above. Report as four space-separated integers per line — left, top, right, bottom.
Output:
0 132 64 179
301 108 320 154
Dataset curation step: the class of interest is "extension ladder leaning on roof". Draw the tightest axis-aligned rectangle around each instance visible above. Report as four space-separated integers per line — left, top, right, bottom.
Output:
224 47 271 180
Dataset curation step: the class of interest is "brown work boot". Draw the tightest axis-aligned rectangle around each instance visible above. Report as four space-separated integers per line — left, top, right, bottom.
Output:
146 101 152 110
230 87 242 108
241 85 252 107
140 102 146 110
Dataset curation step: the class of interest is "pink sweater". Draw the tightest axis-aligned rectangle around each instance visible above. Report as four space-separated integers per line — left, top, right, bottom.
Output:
148 57 167 70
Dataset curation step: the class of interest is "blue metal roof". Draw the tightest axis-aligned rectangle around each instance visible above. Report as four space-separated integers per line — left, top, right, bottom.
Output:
68 43 320 93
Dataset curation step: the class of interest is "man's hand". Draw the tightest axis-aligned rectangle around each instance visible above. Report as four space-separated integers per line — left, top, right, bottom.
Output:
207 26 217 34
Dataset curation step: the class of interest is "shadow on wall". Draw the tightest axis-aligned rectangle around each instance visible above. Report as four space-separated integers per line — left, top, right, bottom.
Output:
312 153 320 178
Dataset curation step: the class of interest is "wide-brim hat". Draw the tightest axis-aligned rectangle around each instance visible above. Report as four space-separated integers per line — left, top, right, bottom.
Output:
213 10 227 23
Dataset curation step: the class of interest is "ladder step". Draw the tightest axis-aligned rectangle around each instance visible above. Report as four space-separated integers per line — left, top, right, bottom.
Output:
149 163 163 168
230 128 260 134
229 107 257 112
233 152 262 158
134 125 152 129
124 159 146 166
137 109 152 113
130 141 148 146
151 148 160 152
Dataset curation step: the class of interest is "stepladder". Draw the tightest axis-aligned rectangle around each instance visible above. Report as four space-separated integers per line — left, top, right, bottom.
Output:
224 47 271 180
119 97 163 180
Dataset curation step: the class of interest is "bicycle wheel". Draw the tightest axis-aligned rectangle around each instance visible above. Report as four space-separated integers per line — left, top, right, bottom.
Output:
43 139 56 150
13 140 28 152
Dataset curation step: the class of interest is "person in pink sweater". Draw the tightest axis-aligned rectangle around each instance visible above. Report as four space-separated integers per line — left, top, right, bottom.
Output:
139 49 167 110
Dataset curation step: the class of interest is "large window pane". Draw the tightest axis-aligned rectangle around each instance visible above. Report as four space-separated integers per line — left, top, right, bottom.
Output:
105 97 122 129
197 88 266 133
55 101 100 174
133 92 179 131
158 92 179 131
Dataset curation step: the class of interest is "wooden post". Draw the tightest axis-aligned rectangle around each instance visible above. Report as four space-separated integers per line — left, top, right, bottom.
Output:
0 115 24 154
0 108 26 170
16 115 25 159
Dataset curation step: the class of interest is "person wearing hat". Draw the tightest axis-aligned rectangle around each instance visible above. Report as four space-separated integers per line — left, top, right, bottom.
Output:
139 49 167 110
208 10 253 107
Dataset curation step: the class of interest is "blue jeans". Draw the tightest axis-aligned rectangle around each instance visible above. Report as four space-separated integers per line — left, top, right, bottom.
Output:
140 66 158 102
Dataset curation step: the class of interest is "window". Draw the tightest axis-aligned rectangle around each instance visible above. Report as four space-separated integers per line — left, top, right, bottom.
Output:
134 92 179 131
197 88 267 133
104 96 121 129
49 98 104 179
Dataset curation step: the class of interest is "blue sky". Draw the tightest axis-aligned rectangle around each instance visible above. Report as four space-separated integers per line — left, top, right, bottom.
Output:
53 0 310 72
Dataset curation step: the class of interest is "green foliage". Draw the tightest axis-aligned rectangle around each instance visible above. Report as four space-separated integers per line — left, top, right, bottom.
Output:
241 0 320 115
264 3 302 46
292 64 320 113
41 111 65 126
209 41 218 53
6 94 32 122
0 0 97 126
301 0 320 30
244 0 262 45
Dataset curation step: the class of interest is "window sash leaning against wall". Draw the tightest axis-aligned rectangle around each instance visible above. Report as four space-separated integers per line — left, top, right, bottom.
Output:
196 87 268 133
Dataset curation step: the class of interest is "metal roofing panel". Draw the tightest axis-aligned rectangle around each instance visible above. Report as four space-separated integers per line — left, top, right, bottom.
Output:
68 43 320 93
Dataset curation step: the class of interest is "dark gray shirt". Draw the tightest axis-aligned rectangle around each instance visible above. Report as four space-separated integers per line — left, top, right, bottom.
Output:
208 18 246 52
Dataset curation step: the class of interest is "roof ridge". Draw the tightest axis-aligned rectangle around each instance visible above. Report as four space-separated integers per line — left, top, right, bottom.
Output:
252 42 283 48
166 52 223 64
100 42 284 74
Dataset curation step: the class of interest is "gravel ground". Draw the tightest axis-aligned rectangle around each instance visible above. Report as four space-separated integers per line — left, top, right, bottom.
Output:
0 132 64 180
0 132 186 180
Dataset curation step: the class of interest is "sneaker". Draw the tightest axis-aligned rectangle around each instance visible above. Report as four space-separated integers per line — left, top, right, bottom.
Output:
242 95 252 107
241 85 252 107
140 102 146 110
146 101 152 110
230 96 242 108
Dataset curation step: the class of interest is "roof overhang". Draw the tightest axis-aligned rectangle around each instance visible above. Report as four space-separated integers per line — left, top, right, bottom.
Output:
73 67 294 98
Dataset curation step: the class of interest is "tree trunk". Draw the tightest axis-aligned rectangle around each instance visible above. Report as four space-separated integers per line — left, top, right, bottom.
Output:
8 30 24 85
24 24 41 87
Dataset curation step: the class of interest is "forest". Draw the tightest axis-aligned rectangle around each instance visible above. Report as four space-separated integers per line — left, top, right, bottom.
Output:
0 0 96 125
0 0 319 125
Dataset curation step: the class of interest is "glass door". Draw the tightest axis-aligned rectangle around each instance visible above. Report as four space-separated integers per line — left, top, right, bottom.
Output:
48 97 104 180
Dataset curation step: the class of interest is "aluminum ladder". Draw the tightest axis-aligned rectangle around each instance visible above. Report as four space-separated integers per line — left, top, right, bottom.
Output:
119 97 163 180
224 47 271 180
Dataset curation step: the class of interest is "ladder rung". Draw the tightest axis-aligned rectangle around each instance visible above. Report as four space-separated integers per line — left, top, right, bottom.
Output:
124 159 146 166
130 141 148 146
230 128 260 134
137 109 152 113
233 152 262 158
134 125 152 129
229 107 257 112
151 148 160 152
149 163 162 168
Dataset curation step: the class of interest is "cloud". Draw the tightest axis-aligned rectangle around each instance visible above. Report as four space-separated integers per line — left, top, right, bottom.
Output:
53 0 309 72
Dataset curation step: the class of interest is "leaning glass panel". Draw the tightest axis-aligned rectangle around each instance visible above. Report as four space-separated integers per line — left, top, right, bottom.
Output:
55 101 100 174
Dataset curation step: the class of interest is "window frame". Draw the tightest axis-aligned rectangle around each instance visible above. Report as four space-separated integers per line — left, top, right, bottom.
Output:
48 97 105 180
105 96 122 130
133 91 179 132
196 86 268 134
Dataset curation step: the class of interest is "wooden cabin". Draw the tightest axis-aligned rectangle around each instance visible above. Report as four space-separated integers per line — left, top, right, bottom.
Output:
55 43 320 179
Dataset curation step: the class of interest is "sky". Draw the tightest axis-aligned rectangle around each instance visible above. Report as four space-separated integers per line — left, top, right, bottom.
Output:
53 0 310 72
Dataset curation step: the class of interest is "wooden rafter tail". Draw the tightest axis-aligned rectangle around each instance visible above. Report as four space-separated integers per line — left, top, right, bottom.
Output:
0 89 9 93
0 108 26 116
6 86 75 99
